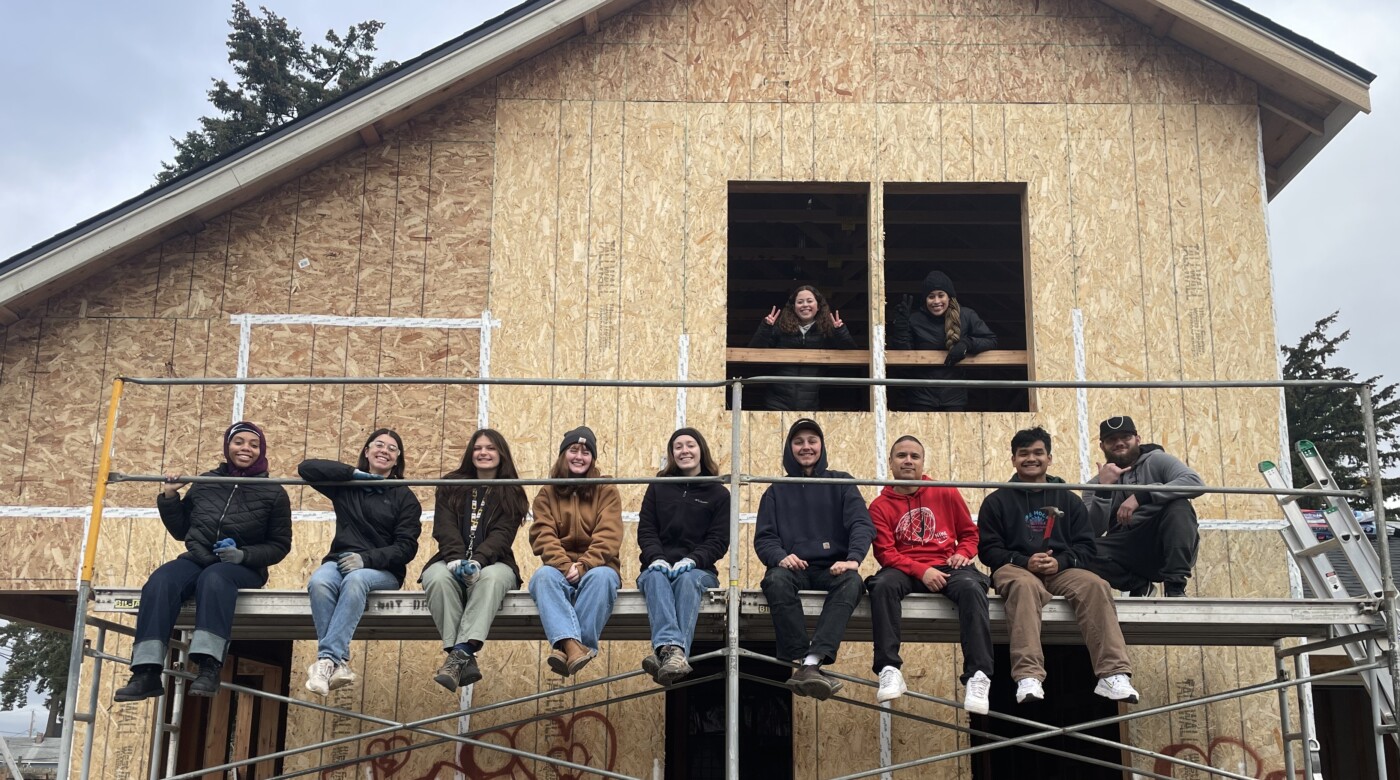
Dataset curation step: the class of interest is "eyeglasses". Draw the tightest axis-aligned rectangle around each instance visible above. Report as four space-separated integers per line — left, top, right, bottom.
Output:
369 442 400 453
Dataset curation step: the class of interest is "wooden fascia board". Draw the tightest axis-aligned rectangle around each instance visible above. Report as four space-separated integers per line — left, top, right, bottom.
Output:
1142 0 1370 112
0 0 638 310
1268 102 1362 199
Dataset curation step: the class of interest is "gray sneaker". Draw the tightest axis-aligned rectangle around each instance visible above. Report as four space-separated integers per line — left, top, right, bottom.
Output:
434 649 475 692
641 653 662 684
656 646 692 685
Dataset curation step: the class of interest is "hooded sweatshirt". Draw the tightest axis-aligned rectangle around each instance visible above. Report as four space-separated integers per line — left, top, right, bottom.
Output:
753 420 875 568
868 477 978 578
977 475 1097 574
1082 444 1205 536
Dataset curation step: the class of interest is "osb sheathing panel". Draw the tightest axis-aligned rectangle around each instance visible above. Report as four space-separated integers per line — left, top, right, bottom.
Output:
0 317 40 506
8 0 1304 773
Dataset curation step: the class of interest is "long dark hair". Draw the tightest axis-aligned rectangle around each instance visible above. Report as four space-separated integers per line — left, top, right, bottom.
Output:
657 427 719 478
356 428 406 480
440 429 528 524
549 444 601 500
775 284 835 337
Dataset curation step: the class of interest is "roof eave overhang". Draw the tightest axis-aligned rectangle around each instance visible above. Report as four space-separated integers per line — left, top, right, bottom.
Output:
0 0 639 313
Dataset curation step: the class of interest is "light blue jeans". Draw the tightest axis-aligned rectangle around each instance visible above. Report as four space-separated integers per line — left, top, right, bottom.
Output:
307 562 399 663
637 567 719 656
527 565 620 650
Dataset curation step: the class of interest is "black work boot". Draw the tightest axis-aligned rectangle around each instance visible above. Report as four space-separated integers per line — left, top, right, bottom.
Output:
187 656 222 697
1163 581 1189 598
114 666 164 702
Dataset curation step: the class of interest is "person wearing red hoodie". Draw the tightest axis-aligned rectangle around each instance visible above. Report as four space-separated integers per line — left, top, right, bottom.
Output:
866 435 992 713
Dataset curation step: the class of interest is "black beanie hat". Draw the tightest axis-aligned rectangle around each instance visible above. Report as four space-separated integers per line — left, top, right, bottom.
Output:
920 270 957 301
559 426 598 458
786 417 824 442
1098 415 1138 440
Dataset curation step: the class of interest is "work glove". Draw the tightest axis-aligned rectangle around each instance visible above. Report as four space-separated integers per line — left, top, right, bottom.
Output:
215 546 246 565
647 559 671 576
669 558 696 579
351 469 385 480
890 295 913 332
944 340 969 366
453 559 481 586
337 552 365 574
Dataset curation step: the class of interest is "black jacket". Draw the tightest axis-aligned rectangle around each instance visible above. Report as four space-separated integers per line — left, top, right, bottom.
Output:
889 305 997 410
977 475 1097 574
299 459 423 586
753 429 875 568
156 464 292 581
424 487 526 586
749 321 856 410
637 481 731 571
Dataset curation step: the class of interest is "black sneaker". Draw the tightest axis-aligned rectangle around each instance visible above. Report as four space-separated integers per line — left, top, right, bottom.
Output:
1163 582 1188 598
1128 583 1156 597
114 667 164 702
788 664 842 701
434 649 473 692
457 653 483 688
656 646 692 686
187 658 222 698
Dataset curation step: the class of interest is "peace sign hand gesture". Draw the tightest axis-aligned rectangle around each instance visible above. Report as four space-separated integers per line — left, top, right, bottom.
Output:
830 310 844 329
763 306 779 326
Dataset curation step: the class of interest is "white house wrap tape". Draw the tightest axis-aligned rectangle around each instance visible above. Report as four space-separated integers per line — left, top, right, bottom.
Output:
1073 309 1091 483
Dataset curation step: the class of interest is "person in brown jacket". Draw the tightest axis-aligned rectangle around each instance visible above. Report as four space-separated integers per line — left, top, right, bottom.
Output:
528 426 623 676
421 429 529 692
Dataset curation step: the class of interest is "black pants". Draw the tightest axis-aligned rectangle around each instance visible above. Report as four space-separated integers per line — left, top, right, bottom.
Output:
1088 499 1199 590
132 558 265 668
866 566 993 683
760 566 863 665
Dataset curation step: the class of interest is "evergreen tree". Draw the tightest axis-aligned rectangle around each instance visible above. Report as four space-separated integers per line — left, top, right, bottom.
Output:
1281 311 1399 509
0 621 70 735
157 1 396 183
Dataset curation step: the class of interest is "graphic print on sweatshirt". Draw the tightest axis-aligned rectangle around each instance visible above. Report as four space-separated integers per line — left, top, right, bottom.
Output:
894 506 948 547
1023 508 1049 535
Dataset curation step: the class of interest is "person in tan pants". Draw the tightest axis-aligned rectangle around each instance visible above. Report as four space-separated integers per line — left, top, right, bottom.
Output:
976 427 1139 705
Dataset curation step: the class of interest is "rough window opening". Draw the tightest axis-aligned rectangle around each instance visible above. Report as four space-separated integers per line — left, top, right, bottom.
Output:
727 182 871 412
884 184 1032 413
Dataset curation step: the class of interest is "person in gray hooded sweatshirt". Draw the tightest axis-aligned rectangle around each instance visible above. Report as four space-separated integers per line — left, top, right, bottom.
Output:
754 417 876 700
1082 415 1204 597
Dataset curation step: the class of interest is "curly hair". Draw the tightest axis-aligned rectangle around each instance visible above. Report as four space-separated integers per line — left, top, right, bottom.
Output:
776 285 835 337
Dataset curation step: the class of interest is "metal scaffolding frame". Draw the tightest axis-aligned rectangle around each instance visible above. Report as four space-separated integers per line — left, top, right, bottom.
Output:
52 372 1394 780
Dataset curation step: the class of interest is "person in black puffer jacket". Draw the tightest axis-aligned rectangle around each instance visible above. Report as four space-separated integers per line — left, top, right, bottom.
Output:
749 284 856 410
636 427 731 686
300 428 422 696
888 271 997 411
420 428 529 692
115 421 292 703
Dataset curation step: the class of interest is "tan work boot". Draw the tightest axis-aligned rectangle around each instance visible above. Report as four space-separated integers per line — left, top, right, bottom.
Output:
563 638 597 675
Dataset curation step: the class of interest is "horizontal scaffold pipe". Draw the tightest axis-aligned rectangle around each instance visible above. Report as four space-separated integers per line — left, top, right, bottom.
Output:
749 474 1367 500
106 471 1366 500
112 374 1365 390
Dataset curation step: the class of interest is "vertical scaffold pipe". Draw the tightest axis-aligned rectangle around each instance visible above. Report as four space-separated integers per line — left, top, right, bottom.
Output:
726 382 743 780
1360 385 1398 739
58 377 124 780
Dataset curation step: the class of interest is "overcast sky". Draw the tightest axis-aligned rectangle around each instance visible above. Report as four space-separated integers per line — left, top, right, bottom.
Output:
0 0 1392 735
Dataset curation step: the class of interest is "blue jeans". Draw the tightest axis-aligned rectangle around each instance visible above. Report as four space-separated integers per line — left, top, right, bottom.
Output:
528 565 620 650
307 562 399 663
637 567 718 655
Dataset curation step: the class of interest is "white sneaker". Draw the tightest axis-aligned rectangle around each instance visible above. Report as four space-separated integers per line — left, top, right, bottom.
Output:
328 662 358 691
1094 673 1140 703
876 666 907 703
1015 677 1045 704
305 659 334 696
964 670 991 715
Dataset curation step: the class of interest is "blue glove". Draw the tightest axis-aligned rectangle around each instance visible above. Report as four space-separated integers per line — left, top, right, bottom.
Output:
215 546 246 564
452 559 481 585
213 537 236 551
351 469 385 480
337 552 365 574
647 559 671 576
670 558 696 579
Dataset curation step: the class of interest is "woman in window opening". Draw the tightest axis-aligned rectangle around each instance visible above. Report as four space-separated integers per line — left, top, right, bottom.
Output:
888 271 997 412
300 428 422 696
420 428 528 692
528 426 623 677
115 422 292 702
748 284 856 410
637 427 731 686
